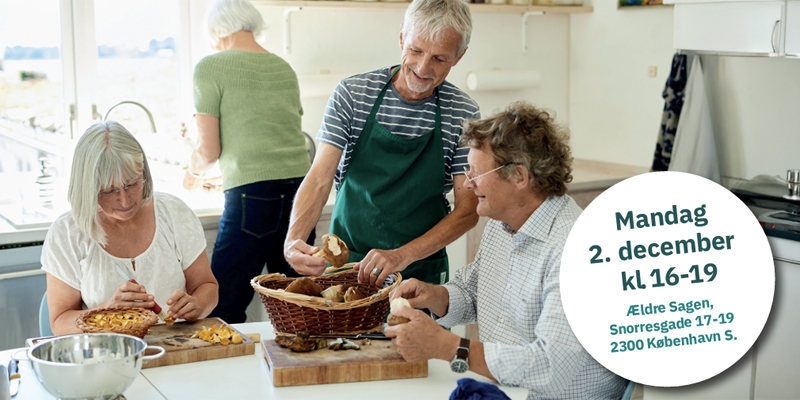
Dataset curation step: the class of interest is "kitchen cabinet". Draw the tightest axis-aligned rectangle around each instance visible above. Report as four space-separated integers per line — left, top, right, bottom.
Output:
668 0 786 56
786 1 800 57
0 244 46 351
752 239 800 398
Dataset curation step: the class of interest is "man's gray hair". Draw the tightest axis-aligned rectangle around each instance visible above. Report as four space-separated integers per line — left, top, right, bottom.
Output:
402 0 472 57
205 0 266 49
68 121 154 246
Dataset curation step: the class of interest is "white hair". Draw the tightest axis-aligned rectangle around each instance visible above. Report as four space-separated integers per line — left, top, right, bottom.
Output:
204 0 266 49
402 0 472 57
68 121 154 247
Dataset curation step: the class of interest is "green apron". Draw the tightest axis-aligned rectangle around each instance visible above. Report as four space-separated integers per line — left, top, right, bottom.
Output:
330 66 450 285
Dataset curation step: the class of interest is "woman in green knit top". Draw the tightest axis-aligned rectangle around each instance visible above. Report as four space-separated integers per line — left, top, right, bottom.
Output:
183 0 313 324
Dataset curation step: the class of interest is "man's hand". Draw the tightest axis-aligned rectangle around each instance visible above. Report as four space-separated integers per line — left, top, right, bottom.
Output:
284 239 329 275
354 248 412 287
384 305 460 363
390 278 449 316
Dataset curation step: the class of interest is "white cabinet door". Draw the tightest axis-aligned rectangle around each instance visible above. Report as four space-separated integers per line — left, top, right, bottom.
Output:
643 351 753 400
786 1 800 57
673 1 786 56
753 258 800 398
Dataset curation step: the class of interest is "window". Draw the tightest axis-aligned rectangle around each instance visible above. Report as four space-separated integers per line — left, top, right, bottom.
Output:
0 0 219 229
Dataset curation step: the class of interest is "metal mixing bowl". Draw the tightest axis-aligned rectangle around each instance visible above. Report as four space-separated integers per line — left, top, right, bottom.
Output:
21 333 164 400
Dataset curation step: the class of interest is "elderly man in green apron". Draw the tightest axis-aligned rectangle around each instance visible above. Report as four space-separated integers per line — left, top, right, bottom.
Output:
283 0 480 287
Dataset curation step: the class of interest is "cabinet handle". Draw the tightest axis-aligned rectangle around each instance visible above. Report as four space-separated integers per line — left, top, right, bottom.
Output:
772 20 780 53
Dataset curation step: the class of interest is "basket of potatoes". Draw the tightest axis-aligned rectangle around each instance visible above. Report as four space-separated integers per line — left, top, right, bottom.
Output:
250 235 402 335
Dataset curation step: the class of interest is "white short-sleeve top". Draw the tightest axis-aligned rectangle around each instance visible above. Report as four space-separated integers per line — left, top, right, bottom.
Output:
41 192 207 309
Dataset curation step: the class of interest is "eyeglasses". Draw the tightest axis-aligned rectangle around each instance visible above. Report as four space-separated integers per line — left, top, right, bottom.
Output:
463 163 518 186
98 178 146 199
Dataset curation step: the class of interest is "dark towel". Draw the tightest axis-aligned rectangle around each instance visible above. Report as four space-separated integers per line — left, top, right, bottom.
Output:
652 53 688 172
450 378 512 400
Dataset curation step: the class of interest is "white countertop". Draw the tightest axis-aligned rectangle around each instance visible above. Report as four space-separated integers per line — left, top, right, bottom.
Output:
0 159 649 247
1 321 528 400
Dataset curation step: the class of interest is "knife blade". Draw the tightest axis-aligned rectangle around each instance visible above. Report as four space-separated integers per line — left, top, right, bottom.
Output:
310 332 391 340
7 358 19 397
114 262 169 321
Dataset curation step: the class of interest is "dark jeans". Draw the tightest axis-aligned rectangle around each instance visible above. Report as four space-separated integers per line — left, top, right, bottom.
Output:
208 177 314 324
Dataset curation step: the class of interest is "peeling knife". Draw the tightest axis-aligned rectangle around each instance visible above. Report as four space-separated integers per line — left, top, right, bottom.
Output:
114 262 169 321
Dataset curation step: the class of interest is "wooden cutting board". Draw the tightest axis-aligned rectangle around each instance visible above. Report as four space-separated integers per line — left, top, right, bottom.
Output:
142 317 255 368
262 338 428 387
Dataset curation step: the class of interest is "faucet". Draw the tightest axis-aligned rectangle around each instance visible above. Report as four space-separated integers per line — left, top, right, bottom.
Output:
103 101 157 133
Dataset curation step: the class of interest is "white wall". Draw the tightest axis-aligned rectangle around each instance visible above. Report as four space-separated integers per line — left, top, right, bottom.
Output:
249 6 571 137
570 0 675 168
191 0 800 180
570 0 800 180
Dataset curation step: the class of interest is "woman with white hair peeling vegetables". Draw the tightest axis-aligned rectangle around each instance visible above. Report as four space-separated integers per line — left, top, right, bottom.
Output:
41 121 218 335
183 0 312 324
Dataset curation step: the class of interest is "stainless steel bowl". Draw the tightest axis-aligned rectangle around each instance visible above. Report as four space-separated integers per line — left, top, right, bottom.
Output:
20 333 164 400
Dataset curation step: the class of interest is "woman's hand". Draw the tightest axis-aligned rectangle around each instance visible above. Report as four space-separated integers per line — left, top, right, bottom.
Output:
183 170 204 191
166 289 202 321
202 176 223 192
105 281 155 309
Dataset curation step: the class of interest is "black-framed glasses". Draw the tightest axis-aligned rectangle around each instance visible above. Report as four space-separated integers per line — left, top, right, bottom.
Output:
463 163 518 186
98 178 146 199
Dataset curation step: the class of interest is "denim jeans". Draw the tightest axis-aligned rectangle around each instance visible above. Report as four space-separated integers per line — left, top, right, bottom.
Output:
208 177 314 324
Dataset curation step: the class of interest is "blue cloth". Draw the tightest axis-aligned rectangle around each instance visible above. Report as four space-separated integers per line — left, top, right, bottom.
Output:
208 177 314 324
652 53 688 172
450 378 511 400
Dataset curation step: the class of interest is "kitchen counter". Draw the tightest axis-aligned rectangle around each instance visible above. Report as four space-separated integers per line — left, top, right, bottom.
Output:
0 321 528 400
0 158 648 247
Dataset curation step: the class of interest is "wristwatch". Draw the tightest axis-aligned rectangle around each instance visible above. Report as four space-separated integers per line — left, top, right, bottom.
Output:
450 337 470 373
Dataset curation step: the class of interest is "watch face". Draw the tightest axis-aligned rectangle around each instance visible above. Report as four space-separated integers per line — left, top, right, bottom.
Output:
451 358 469 373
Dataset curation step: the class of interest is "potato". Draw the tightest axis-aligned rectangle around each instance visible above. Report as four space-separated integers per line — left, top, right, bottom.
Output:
313 234 350 268
285 277 323 296
387 297 411 326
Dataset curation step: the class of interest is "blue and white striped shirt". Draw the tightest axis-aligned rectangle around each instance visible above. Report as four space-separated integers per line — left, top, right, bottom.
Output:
316 65 481 197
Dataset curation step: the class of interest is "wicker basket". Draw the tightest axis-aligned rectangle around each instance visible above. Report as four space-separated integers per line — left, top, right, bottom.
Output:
76 306 158 338
250 264 402 335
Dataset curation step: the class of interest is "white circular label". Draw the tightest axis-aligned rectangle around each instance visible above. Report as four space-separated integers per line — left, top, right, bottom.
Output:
560 171 774 387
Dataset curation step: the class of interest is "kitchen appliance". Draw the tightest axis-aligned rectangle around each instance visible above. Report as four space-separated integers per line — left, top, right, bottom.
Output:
16 333 164 400
730 170 800 241
730 169 800 397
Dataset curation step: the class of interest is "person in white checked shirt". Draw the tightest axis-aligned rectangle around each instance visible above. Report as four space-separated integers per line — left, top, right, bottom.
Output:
385 101 627 399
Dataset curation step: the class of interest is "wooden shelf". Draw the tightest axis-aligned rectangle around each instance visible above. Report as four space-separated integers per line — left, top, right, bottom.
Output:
252 1 593 14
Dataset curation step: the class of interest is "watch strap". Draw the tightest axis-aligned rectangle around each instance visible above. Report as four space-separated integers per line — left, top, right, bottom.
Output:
456 337 470 360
